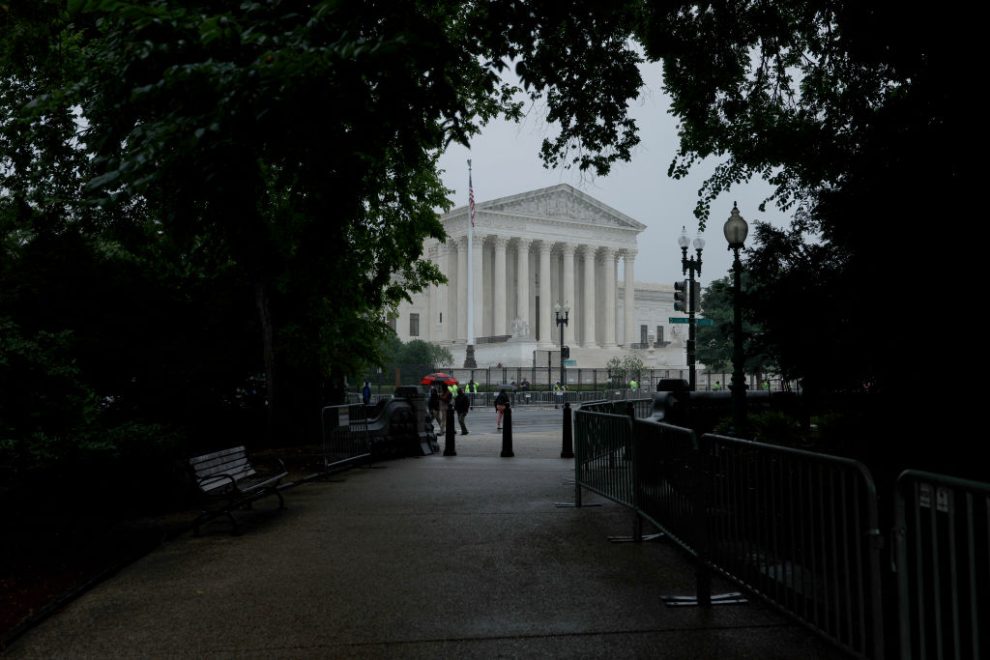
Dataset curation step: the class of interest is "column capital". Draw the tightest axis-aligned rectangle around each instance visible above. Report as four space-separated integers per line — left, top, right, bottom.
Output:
560 242 577 257
622 248 638 261
579 244 598 258
492 235 509 249
537 239 554 254
600 246 617 259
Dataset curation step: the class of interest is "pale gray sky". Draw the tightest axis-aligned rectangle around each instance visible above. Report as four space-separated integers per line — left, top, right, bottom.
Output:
437 61 790 286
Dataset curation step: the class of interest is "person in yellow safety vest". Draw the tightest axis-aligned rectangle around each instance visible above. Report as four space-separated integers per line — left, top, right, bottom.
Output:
467 379 478 409
553 381 566 409
628 378 639 392
448 382 459 397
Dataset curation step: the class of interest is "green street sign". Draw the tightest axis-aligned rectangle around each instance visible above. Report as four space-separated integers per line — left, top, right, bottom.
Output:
668 317 714 327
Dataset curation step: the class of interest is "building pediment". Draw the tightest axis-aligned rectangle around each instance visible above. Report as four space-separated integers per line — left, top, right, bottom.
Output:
443 184 646 232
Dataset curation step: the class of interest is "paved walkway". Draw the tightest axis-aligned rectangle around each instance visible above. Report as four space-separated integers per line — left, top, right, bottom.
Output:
10 422 849 658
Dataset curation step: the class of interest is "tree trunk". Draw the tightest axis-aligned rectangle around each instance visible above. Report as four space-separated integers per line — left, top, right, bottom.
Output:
255 281 276 443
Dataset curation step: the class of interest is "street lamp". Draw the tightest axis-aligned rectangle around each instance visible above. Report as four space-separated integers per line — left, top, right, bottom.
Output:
678 226 704 390
723 202 749 432
554 302 570 398
555 302 574 458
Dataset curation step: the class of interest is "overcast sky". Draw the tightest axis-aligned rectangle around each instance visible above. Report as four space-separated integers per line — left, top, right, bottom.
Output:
437 61 790 286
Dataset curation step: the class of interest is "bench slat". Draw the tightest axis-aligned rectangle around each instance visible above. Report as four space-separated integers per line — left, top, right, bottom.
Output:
193 457 253 479
198 468 257 492
189 446 247 466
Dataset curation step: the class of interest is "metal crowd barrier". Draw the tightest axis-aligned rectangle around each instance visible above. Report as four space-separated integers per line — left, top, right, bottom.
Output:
894 470 990 660
573 405 886 659
632 420 701 553
573 410 634 508
702 435 884 659
320 403 372 470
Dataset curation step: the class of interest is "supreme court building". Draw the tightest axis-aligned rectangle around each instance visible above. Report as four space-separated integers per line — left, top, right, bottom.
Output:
393 184 688 369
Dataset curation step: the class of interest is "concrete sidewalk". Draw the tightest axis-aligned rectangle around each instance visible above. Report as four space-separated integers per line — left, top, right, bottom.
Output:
10 427 849 658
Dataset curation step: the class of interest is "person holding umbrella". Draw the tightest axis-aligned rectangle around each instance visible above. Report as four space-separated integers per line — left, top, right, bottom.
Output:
439 386 451 432
428 385 441 429
421 373 458 433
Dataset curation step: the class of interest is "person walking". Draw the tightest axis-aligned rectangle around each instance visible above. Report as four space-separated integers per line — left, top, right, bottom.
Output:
628 377 639 393
439 385 452 432
428 385 441 430
362 380 372 406
467 379 478 409
553 381 566 409
454 388 470 435
494 388 510 431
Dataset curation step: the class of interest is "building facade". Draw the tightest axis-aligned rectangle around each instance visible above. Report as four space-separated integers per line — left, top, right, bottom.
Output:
393 184 688 368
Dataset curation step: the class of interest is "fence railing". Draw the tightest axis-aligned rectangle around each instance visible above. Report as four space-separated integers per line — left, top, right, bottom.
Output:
574 403 886 659
320 404 372 470
357 365 799 398
702 435 884 659
573 411 634 508
894 470 990 660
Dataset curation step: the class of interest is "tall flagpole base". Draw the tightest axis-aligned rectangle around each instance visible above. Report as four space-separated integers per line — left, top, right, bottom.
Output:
463 344 477 368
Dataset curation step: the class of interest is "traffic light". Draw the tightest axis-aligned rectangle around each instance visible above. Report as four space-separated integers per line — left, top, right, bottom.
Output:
674 280 688 312
691 281 702 313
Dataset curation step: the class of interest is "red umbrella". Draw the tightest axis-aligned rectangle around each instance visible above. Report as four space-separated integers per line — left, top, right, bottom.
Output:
421 372 458 386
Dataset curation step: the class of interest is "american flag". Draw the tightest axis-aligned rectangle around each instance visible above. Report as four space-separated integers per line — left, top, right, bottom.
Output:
468 169 476 227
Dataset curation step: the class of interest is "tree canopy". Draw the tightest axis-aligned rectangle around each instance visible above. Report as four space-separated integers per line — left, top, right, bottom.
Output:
2 0 973 477
695 275 772 375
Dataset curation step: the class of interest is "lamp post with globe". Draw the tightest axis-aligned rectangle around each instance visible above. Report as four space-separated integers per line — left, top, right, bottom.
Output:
723 203 749 432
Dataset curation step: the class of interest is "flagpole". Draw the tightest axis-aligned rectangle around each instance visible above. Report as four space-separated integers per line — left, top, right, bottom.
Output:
464 160 477 368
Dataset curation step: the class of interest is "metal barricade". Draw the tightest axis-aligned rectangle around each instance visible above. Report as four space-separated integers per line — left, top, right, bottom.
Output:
701 434 884 659
320 403 372 470
632 420 700 553
573 410 634 508
894 470 990 660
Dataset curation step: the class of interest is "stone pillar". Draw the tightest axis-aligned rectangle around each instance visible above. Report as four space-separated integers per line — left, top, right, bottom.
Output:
471 233 484 341
538 240 553 347
602 247 617 348
440 242 457 340
426 244 436 341
516 238 531 336
582 245 597 348
561 243 576 346
457 235 468 341
624 250 636 346
493 236 508 336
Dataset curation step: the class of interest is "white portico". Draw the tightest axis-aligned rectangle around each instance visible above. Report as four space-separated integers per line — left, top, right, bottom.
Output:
395 184 688 369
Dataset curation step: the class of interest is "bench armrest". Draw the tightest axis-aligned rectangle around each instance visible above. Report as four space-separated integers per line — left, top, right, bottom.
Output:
197 472 237 490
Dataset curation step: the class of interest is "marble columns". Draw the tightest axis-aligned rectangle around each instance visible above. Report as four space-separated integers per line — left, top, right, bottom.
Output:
538 240 553 347
493 237 507 336
624 250 636 346
561 243 576 346
601 247 617 348
516 239 531 335
582 246 597 348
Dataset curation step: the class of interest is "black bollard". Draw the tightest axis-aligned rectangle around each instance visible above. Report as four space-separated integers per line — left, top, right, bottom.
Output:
561 401 574 458
443 404 457 456
500 406 514 457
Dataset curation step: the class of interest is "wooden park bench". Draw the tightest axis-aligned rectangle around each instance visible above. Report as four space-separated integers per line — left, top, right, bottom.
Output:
188 446 288 534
